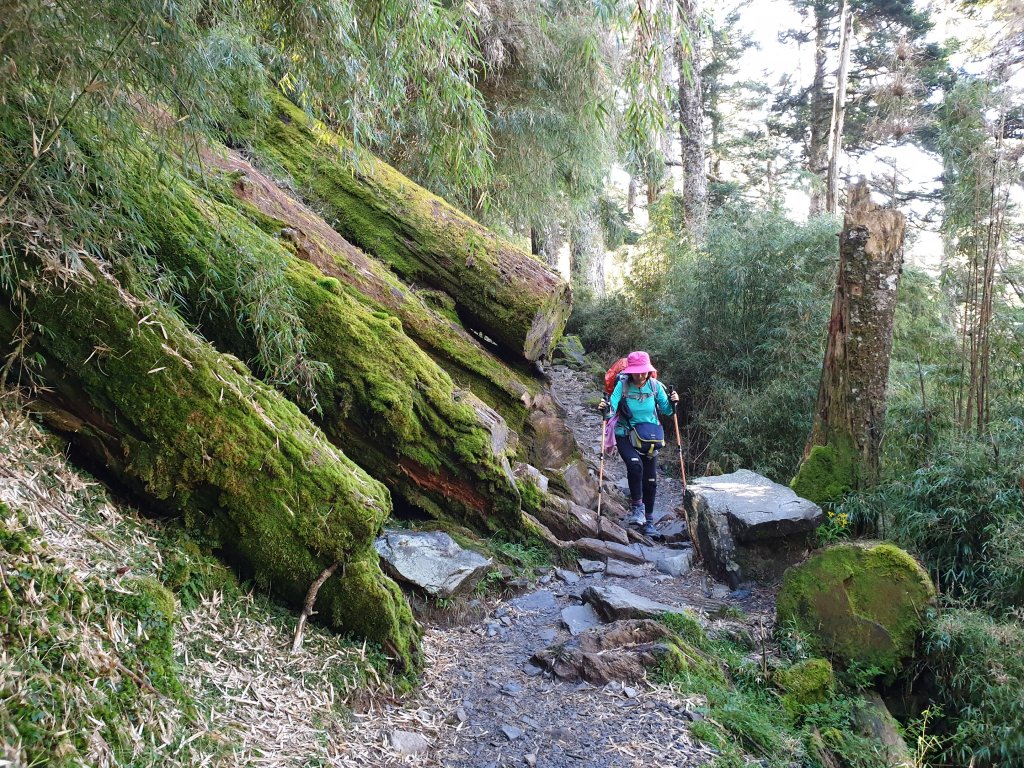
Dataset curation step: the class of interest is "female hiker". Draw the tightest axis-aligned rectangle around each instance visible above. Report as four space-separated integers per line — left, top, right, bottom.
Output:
598 351 678 536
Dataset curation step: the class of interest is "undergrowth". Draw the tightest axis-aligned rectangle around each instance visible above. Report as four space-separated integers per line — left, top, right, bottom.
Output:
0 403 389 766
657 612 896 768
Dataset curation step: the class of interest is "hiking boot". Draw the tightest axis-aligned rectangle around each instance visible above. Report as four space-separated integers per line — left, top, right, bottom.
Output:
641 520 659 538
626 504 646 527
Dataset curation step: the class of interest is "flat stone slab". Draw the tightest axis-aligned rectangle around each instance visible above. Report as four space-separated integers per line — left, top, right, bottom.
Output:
375 530 491 598
510 589 558 612
582 584 675 621
561 604 602 635
572 538 646 564
577 558 605 574
605 560 646 579
690 469 822 542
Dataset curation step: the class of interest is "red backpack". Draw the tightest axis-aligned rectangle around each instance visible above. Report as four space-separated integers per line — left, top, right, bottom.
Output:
603 357 657 396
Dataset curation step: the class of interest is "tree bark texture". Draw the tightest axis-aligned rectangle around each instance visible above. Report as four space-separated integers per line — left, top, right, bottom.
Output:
825 0 853 215
676 0 709 240
210 149 534 432
795 182 906 502
531 223 564 270
569 213 606 295
0 252 421 671
257 93 572 363
807 1 831 217
129 156 527 536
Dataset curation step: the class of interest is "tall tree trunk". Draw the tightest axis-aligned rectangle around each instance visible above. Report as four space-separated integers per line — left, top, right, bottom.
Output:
569 212 605 295
531 221 564 270
825 0 853 214
676 0 708 240
807 1 831 217
792 182 906 504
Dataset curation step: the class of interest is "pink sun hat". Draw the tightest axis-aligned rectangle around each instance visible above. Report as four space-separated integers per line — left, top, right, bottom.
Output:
620 350 657 375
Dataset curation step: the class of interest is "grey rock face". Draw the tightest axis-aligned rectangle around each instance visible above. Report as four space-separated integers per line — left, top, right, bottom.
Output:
553 334 587 367
561 604 602 636
510 589 558 612
577 558 606 574
689 469 823 585
605 559 646 579
375 530 491 598
655 551 692 577
572 538 646 564
582 584 674 621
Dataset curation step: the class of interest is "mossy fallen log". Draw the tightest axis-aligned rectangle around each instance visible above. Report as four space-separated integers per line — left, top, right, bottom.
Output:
123 161 526 535
0 252 420 671
250 92 572 362
208 148 534 431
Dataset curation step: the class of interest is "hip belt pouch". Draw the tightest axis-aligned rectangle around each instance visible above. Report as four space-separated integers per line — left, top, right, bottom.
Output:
629 422 665 457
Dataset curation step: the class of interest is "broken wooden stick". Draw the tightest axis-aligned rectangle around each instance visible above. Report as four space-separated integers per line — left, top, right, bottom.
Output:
291 561 341 653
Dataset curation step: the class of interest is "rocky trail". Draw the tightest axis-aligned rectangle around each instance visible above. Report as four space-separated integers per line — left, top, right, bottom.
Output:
351 363 778 767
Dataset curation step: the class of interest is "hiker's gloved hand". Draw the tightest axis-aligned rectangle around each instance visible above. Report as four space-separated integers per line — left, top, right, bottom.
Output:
669 390 679 404
598 398 608 412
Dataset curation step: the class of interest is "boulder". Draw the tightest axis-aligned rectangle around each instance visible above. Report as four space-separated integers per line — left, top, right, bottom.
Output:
560 460 599 510
531 620 681 684
534 496 598 541
774 658 835 716
513 463 549 495
582 585 674 621
776 542 936 677
388 731 430 755
853 692 914 767
375 531 492 598
690 469 823 585
655 551 692 577
552 335 587 368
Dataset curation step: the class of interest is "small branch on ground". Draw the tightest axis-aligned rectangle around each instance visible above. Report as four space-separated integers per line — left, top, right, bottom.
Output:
292 561 341 653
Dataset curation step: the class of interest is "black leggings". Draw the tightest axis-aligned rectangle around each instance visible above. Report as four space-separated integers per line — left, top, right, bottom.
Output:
616 434 658 515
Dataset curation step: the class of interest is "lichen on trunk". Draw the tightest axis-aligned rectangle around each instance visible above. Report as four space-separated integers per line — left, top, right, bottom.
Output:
0 252 421 672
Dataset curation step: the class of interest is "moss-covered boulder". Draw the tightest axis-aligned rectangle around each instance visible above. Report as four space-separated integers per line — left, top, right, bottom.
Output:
777 542 935 677
0 251 420 671
774 658 835 716
790 435 858 506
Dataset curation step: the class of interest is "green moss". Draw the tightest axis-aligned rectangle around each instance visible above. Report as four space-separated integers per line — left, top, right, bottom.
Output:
516 478 546 516
119 156 524 536
249 91 571 362
791 433 858 505
0 250 420 671
774 658 834 716
776 542 936 678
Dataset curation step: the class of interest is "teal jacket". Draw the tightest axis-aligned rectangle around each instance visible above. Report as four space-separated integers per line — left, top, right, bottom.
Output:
608 377 673 437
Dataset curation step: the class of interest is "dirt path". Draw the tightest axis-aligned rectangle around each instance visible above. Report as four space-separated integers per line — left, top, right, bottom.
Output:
340 364 775 767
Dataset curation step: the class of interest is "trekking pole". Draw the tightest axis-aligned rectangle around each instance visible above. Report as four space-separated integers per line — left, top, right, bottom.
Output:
669 386 702 564
596 408 606 536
